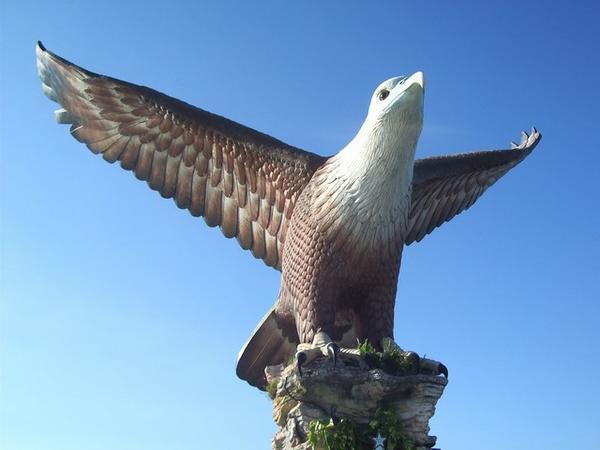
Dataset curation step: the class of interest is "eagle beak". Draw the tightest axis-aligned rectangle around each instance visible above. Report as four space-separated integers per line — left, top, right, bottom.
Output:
406 71 425 90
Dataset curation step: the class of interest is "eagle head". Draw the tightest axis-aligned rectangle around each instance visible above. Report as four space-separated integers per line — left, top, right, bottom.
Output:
367 72 424 138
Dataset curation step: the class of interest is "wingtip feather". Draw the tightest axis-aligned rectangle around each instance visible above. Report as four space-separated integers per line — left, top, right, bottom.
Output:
511 127 541 151
35 41 49 67
36 41 53 93
54 108 76 124
520 131 529 145
41 83 58 102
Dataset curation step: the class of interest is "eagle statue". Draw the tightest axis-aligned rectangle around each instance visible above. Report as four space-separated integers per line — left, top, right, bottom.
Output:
36 42 541 389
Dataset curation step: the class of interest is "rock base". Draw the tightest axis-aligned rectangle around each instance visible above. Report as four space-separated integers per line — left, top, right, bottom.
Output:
268 356 447 450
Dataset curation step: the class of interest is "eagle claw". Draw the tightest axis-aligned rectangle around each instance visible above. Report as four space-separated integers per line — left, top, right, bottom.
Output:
380 338 448 378
420 357 449 378
326 342 340 369
404 351 421 373
439 363 449 378
296 351 308 377
295 333 340 376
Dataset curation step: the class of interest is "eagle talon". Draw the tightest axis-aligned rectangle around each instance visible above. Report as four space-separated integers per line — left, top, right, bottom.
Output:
326 342 340 369
293 333 340 376
420 357 449 378
404 351 421 372
439 363 448 378
296 351 307 377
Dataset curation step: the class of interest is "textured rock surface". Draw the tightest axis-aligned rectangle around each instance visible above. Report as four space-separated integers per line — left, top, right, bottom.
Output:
269 356 447 450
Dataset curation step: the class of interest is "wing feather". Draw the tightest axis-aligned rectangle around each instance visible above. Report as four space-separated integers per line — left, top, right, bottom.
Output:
37 42 326 269
406 129 541 244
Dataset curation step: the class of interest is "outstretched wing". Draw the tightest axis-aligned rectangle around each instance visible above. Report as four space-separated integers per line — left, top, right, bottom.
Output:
36 42 326 269
405 128 541 244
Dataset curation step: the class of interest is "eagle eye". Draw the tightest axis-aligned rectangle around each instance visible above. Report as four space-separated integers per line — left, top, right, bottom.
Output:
378 89 390 101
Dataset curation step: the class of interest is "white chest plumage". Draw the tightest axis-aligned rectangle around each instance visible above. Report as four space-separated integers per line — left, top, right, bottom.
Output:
302 123 418 259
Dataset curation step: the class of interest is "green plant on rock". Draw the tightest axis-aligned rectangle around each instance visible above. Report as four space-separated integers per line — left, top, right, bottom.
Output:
357 339 384 370
285 353 296 366
369 408 415 450
357 340 419 376
307 407 414 450
308 417 362 450
265 378 279 400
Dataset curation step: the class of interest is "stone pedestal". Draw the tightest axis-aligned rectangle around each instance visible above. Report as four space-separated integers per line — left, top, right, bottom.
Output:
268 356 447 450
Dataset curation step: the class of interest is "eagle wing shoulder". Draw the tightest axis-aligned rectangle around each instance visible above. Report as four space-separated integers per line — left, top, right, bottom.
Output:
406 128 541 244
36 42 327 269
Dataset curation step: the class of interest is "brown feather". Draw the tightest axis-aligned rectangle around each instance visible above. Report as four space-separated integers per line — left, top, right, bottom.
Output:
195 153 209 176
204 184 222 227
268 208 283 236
175 163 193 209
211 166 223 187
168 137 185 158
162 155 181 198
137 128 159 143
119 120 149 136
101 135 127 163
145 114 162 129
182 144 196 167
249 191 260 221
221 196 238 238
236 181 248 208
213 142 223 169
36 42 326 271
233 157 246 185
155 132 172 151
259 197 272 229
120 135 141 170
407 131 541 244
159 115 172 133
223 172 234 198
264 233 279 267
258 169 266 198
148 150 167 191
252 224 266 259
190 173 207 217
247 166 257 193
237 212 254 250
134 143 154 180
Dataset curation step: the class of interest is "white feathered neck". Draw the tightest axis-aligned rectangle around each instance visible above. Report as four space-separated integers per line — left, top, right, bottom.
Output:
323 114 421 224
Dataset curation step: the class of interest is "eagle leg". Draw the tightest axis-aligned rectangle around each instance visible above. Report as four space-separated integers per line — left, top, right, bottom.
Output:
295 331 340 376
381 337 448 378
421 357 449 378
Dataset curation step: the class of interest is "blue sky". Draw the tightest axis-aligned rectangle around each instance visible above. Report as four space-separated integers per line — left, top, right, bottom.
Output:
1 1 599 449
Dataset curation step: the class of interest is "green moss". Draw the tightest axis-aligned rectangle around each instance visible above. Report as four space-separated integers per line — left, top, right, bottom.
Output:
308 418 363 450
357 340 419 376
307 407 414 450
266 378 279 400
369 408 415 450
286 353 296 366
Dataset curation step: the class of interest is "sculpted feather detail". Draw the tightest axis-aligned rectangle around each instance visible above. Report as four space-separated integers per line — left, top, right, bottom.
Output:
36 41 326 270
37 43 541 389
407 129 541 244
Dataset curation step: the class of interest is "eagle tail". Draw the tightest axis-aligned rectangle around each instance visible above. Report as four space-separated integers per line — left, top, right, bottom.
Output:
236 306 298 390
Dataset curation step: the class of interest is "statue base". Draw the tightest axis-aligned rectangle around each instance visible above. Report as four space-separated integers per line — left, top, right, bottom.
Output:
267 356 447 450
